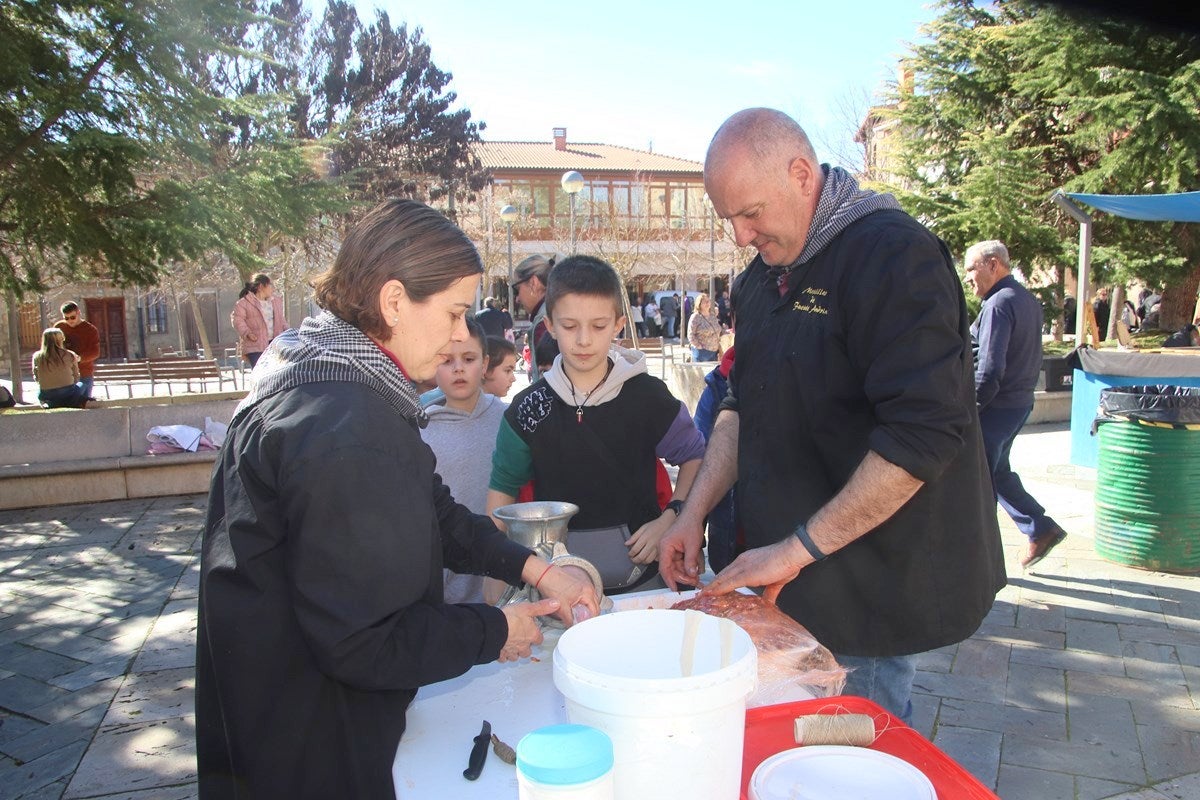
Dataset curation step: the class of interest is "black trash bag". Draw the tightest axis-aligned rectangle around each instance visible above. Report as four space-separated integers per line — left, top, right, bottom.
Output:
1095 385 1200 431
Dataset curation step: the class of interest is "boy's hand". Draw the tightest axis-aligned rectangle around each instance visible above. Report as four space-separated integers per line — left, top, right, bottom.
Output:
627 514 672 564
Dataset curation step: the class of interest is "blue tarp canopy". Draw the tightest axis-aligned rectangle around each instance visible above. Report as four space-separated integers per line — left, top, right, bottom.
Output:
1065 191 1200 223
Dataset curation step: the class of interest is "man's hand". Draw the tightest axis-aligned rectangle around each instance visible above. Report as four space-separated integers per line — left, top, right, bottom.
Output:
534 564 600 626
658 514 706 591
701 536 813 605
626 514 672 564
498 597 559 662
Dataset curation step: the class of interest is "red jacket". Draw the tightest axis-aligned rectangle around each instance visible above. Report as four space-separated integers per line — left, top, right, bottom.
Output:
55 320 100 378
231 294 288 355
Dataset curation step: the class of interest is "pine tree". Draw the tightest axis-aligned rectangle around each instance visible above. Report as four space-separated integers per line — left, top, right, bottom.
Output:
888 0 1200 328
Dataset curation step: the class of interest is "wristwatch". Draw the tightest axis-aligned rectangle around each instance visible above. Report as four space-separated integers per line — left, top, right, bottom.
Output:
664 499 685 515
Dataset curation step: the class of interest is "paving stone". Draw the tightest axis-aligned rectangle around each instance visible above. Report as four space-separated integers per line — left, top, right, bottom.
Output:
1176 644 1200 668
1096 788 1174 799
1146 773 1200 800
49 656 133 691
951 638 1011 683
1017 596 1068 633
1068 692 1138 749
1136 724 1200 784
911 669 1006 707
931 725 1000 789
984 599 1018 628
0 643 87 683
909 692 938 739
1006 661 1067 713
1128 700 1200 734
0 674 72 717
16 777 68 800
1076 776 1140 800
80 785 197 800
17 630 120 664
1068 618 1125 655
1179 664 1200 709
0 703 104 764
996 763 1075 800
64 716 197 799
0 738 87 800
104 668 193 727
1121 624 1200 648
976 622 1066 650
1002 732 1147 785
915 649 953 674
131 601 198 674
1009 642 1126 677
0 712 45 747
937 696 1067 741
1068 670 1194 711
25 677 122 725
168 562 201 602
1124 656 1187 684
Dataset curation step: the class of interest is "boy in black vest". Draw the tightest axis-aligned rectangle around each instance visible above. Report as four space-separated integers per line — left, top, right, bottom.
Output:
487 256 706 592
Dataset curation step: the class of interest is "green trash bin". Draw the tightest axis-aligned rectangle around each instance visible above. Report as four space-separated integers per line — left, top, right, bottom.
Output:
1094 385 1200 573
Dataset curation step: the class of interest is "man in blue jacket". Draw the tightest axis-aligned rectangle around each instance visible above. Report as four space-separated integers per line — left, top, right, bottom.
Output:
966 240 1068 569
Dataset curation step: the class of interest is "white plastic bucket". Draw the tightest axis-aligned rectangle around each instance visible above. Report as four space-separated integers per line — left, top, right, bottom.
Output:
553 609 757 799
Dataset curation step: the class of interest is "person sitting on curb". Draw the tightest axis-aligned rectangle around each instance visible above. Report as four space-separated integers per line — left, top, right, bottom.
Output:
33 328 89 408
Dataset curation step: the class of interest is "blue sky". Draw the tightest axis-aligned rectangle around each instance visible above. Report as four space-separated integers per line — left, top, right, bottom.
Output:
356 0 938 165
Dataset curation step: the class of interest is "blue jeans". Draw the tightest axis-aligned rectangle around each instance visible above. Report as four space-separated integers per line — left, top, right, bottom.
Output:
978 404 1058 541
834 653 917 724
664 317 676 338
691 347 719 362
81 376 94 398
39 383 88 408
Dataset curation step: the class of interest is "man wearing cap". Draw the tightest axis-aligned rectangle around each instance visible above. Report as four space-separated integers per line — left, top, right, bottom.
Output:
512 255 555 381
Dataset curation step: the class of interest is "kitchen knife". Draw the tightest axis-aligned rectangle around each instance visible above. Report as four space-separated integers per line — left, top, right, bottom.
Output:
463 720 492 781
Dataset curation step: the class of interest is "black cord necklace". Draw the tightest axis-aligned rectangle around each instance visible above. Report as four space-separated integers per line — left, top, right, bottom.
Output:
565 358 615 424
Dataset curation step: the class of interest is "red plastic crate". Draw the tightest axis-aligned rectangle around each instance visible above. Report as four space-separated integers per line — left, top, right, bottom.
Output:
741 697 999 800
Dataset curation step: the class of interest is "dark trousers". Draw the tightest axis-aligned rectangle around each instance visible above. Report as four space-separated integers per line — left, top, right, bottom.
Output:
978 404 1058 541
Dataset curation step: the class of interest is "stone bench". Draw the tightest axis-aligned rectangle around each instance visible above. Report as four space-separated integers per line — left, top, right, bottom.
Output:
0 393 244 510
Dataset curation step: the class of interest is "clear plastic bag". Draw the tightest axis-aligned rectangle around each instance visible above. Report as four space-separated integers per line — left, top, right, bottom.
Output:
671 592 847 706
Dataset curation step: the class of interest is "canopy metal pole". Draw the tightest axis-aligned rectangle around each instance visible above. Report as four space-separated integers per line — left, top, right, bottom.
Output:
1052 192 1093 343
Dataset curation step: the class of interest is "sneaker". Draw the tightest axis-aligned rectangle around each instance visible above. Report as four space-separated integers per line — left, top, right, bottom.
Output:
1020 527 1067 569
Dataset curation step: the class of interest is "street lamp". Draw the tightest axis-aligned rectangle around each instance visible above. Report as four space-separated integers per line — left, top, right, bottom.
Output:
561 170 585 254
500 204 519 316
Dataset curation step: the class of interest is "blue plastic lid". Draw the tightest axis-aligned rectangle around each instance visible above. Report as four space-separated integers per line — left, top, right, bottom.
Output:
516 724 614 786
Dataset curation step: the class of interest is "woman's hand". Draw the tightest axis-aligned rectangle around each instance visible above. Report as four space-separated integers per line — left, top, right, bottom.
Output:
535 563 600 626
498 597 559 662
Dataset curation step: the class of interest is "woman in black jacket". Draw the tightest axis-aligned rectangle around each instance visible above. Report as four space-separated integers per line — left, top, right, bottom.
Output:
196 200 598 799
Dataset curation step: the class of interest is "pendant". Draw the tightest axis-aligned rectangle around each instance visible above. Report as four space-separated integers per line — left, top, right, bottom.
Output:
576 408 583 424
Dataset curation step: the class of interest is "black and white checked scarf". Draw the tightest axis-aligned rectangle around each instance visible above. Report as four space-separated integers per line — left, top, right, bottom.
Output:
233 310 426 428
769 165 902 292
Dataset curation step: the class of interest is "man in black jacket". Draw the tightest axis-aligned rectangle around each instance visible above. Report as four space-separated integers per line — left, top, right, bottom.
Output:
660 108 1005 723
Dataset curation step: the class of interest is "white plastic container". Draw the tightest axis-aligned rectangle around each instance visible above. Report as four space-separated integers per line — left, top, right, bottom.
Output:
553 609 757 800
517 724 615 800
